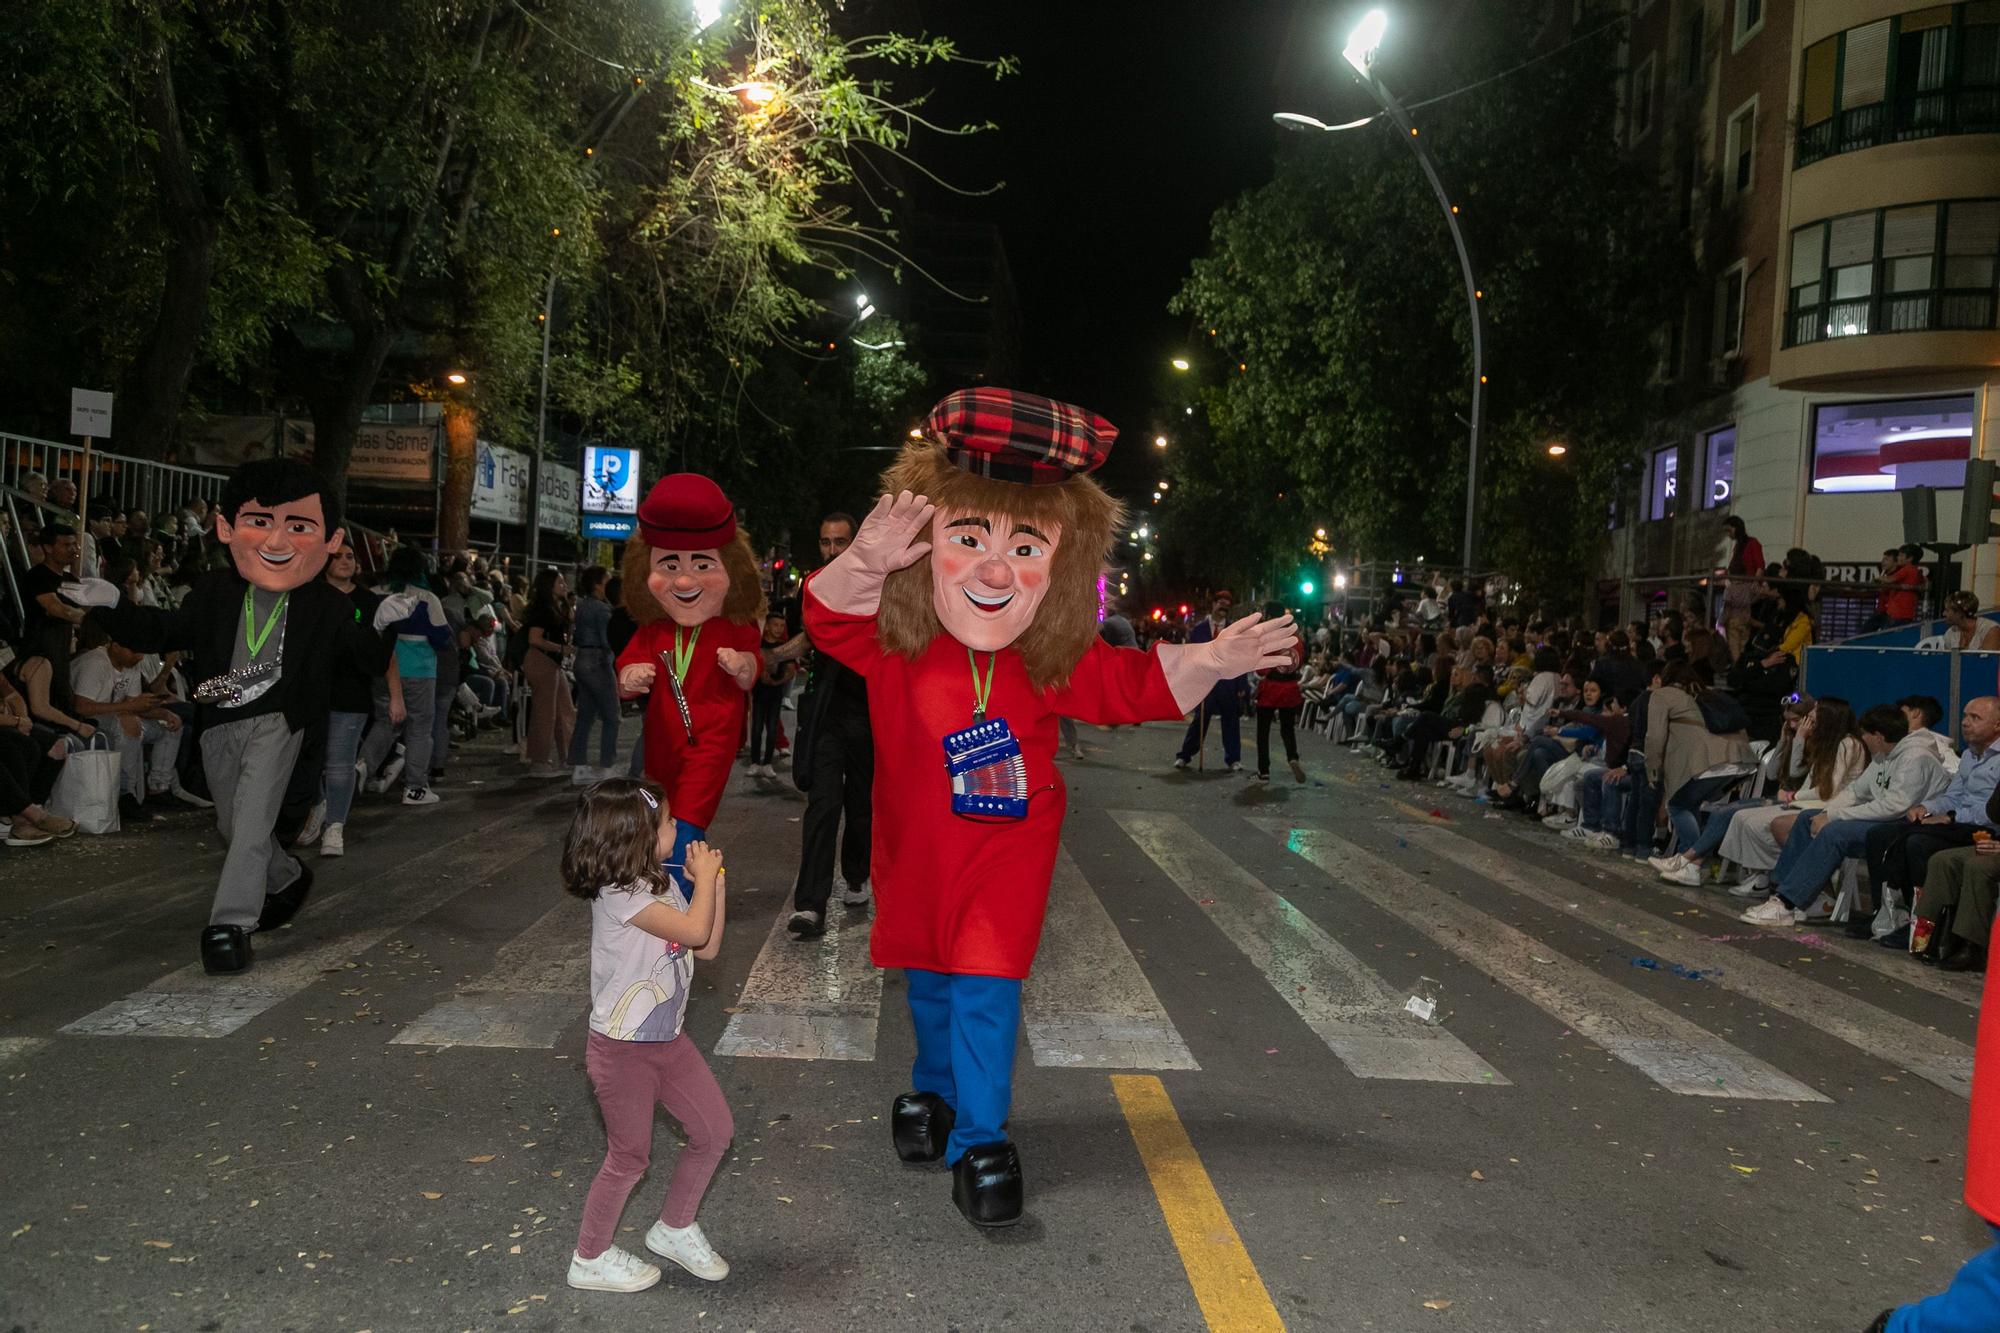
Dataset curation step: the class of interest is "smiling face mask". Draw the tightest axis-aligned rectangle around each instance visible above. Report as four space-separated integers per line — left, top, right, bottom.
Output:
215 493 340 592
929 508 1062 653
648 547 731 627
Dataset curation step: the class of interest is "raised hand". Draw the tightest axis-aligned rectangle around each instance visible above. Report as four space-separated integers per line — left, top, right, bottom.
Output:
847 491 935 577
1208 612 1298 678
685 839 724 882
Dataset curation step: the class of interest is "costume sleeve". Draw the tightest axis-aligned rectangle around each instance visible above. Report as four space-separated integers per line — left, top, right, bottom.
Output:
87 598 194 656
1048 639 1182 725
616 620 659 676
801 575 886 679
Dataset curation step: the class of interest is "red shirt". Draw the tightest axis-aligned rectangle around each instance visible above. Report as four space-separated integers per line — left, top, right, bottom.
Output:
1969 959 2000 1223
1255 632 1308 709
616 616 763 830
1881 564 1924 622
804 582 1181 978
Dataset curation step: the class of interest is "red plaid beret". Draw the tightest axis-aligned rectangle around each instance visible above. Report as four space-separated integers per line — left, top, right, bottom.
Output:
638 473 736 549
923 388 1117 485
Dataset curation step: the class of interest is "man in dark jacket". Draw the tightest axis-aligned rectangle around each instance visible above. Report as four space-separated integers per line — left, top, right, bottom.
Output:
788 512 874 940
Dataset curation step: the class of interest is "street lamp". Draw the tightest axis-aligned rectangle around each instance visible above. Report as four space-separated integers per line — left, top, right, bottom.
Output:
1276 7 1486 574
692 0 724 31
1170 358 1190 371
1546 442 1568 457
445 370 469 386
1154 434 1168 449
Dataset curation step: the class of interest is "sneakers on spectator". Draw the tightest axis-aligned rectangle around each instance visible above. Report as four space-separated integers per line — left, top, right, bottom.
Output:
1727 877 1766 898
4 819 54 847
158 781 215 810
839 877 872 907
645 1220 729 1281
1647 853 1688 875
1227 762 1245 773
1541 812 1574 830
1798 890 1836 922
1741 897 1803 926
1584 831 1620 851
571 765 598 786
370 755 405 794
402 787 440 807
567 1244 661 1293
320 823 345 858
1252 771 1269 782
1661 861 1704 887
788 909 825 939
1561 823 1591 842
293 800 326 847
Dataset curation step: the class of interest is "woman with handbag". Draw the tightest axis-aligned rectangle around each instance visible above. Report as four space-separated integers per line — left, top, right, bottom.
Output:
522 567 577 777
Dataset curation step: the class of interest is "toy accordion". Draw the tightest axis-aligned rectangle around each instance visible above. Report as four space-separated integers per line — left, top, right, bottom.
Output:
942 718 1029 819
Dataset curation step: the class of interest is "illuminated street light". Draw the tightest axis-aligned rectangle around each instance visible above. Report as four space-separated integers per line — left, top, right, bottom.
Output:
1142 551 1152 561
445 370 468 385
1154 434 1168 449
1334 572 1349 590
741 81 779 105
1343 8 1388 73
1314 526 1327 539
1272 110 1378 133
1170 358 1190 371
1158 480 1170 490
1138 525 1149 538
1547 442 1568 457
908 427 924 439
693 0 724 31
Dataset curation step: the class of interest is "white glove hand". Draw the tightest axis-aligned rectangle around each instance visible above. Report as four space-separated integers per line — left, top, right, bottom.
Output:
715 647 759 689
619 662 657 696
846 490 936 578
373 592 422 631
1207 613 1299 678
60 577 121 608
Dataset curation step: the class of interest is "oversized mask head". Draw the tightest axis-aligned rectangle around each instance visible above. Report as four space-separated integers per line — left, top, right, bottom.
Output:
647 547 731 627
213 459 343 592
930 508 1061 652
621 471 767 632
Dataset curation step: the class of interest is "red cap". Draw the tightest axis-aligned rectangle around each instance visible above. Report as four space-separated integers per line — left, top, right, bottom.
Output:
638 473 736 550
923 388 1116 484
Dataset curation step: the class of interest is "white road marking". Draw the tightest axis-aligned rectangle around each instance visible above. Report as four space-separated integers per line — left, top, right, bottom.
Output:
1389 821 1978 1099
1023 849 1197 1070
1256 820 1831 1102
1110 810 1507 1085
0 1037 47 1069
392 901 585 1049
60 820 555 1040
712 900 881 1061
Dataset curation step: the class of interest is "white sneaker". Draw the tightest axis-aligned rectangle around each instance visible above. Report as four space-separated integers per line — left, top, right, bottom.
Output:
370 755 405 794
841 877 872 907
402 787 440 807
1227 762 1244 773
568 1243 661 1293
320 823 345 858
1727 878 1766 898
293 799 326 846
593 766 623 781
1661 862 1704 887
165 781 216 810
1798 890 1836 922
1542 812 1575 830
571 765 598 786
1741 896 1803 926
1647 853 1687 875
1172 758 1190 770
1561 823 1591 842
1585 831 1620 851
645 1220 729 1281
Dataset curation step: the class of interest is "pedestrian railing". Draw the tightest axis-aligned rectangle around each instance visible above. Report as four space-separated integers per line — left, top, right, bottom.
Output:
0 431 227 521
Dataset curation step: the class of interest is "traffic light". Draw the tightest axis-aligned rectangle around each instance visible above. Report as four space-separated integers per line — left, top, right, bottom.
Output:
1961 458 1999 544
1178 603 1190 616
1299 578 1316 596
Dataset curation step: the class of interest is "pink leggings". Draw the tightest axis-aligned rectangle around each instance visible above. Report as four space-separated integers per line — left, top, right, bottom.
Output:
576 1030 734 1258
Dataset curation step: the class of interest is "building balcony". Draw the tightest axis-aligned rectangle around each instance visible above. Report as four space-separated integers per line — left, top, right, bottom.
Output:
1796 88 2000 168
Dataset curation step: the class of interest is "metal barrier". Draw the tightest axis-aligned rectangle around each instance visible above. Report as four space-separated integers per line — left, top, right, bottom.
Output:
1 431 227 521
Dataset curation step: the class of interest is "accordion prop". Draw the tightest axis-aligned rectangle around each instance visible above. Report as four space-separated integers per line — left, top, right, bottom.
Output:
942 718 1029 820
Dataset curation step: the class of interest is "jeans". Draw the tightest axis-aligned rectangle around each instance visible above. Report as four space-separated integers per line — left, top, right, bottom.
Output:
466 671 509 712
1666 773 1749 853
358 675 435 793
1514 735 1569 801
323 709 369 825
1866 819 1984 896
1681 798 1770 861
569 647 621 768
1578 767 1624 832
115 716 182 800
1771 816 1877 908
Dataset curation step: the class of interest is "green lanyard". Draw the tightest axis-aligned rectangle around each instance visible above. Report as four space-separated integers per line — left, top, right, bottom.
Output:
242 586 288 657
671 624 702 685
967 648 997 722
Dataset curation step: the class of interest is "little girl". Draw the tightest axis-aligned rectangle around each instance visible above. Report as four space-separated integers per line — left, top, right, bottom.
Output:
564 779 733 1294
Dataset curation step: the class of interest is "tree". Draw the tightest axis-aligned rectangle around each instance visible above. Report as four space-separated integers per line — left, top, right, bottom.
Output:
1168 5 1688 612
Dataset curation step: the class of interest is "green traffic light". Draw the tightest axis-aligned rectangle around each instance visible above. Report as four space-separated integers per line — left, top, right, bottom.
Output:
1299 579 1315 596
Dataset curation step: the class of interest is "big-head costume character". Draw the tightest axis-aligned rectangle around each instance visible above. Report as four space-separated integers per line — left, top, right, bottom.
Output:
614 474 765 871
69 459 423 975
803 388 1295 1228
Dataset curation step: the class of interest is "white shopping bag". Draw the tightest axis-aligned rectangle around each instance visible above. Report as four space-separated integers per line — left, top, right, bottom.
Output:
1870 887 1909 941
47 748 122 836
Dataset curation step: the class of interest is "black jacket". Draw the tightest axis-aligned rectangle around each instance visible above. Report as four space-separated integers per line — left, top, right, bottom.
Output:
89 569 395 734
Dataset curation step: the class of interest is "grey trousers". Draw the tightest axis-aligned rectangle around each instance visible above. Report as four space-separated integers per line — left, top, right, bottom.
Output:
201 713 305 930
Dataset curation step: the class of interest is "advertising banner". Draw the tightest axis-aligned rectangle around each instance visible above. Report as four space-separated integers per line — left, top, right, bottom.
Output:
472 440 578 535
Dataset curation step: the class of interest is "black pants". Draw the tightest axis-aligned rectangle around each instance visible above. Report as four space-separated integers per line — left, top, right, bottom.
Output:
1255 706 1299 776
0 729 62 817
1398 713 1459 766
1865 819 1984 898
793 705 873 915
749 685 785 765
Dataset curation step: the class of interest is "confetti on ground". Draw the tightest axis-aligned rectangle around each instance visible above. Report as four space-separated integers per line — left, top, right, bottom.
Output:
1424 1298 1453 1311
466 1155 496 1164
1730 1165 1759 1175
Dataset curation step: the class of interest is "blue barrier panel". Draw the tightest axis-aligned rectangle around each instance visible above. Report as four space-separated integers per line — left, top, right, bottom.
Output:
1802 646 2000 732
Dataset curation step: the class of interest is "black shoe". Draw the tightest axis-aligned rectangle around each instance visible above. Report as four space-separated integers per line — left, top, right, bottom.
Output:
1877 924 1912 950
256 864 314 933
118 794 159 825
1844 914 1877 940
200 924 252 974
1939 941 1987 973
951 1140 1024 1227
1864 1310 1891 1333
891 1091 956 1163
787 909 825 939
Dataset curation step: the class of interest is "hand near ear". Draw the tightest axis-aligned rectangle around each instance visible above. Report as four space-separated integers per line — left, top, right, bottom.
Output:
808 490 936 616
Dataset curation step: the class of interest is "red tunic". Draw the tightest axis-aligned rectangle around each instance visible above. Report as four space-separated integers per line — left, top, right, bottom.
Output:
805 584 1182 978
1968 956 1999 1223
616 616 763 830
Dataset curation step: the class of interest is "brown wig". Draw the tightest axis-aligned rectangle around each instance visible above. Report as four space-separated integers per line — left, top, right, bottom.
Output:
561 778 671 901
619 528 767 628
873 443 1121 691
1799 696 1859 798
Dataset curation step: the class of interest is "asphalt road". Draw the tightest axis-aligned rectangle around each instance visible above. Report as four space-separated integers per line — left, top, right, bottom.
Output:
0 718 1986 1333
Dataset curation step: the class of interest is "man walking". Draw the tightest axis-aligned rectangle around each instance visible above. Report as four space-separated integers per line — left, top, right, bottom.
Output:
787 512 874 940
1173 591 1247 773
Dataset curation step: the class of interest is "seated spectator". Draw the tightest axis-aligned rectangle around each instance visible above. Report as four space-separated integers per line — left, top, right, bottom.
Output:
0 668 73 845
1639 661 1754 866
1853 696 2000 927
10 623 93 744
19 523 89 649
1939 591 2000 652
1392 664 1494 780
1460 646 1561 803
1909 798 1999 971
1589 630 1648 701
70 634 207 823
1900 694 1961 774
1740 704 1951 925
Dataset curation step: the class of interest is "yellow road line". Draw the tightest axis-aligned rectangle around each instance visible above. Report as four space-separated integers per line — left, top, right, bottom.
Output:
1111 1075 1284 1333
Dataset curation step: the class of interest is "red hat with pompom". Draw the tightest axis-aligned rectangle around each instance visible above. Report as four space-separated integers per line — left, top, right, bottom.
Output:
637 473 736 549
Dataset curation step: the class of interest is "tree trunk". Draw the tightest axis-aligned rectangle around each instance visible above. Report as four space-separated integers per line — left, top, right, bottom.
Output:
438 400 478 553
305 322 397 507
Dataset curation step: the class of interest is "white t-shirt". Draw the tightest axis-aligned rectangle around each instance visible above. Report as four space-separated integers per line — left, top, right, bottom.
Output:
70 646 143 705
588 881 695 1042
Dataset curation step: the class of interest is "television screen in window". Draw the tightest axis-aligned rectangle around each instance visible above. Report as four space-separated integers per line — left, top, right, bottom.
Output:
1810 393 1976 493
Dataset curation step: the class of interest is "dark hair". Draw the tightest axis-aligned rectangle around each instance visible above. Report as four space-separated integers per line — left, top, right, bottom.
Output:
385 544 431 590
218 458 343 534
561 779 671 901
1531 645 1560 673
578 565 609 598
1605 629 1631 655
530 567 564 619
1632 635 1657 664
1897 694 1944 729
1801 697 1858 796
1661 659 1702 693
1899 543 1924 561
1860 704 1910 745
821 511 857 534
1722 515 1747 540
39 523 75 541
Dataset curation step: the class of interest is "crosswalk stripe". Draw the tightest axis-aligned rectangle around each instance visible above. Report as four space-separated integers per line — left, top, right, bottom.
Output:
0 1037 47 1070
712 900 881 1061
1023 850 1198 1071
1254 820 1830 1102
59 816 554 1040
391 901 586 1049
1390 821 1978 1099
1110 810 1507 1086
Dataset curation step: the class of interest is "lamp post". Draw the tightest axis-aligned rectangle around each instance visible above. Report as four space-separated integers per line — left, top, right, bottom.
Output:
1276 7 1486 574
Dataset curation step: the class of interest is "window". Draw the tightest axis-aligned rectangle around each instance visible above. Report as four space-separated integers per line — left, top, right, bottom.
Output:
1796 4 2000 167
1649 445 1679 520
1734 0 1765 51
1632 54 1658 142
1725 97 1757 194
1811 393 1977 492
1702 427 1738 509
1786 198 2000 345
1713 262 1747 360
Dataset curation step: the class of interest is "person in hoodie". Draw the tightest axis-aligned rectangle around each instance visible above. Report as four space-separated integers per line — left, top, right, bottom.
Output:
1741 704 1951 927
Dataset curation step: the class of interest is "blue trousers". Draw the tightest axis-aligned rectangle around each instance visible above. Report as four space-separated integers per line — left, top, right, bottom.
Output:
1772 816 1875 908
1892 1225 2000 1332
906 969 1022 1165
662 818 705 897
1178 691 1242 765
